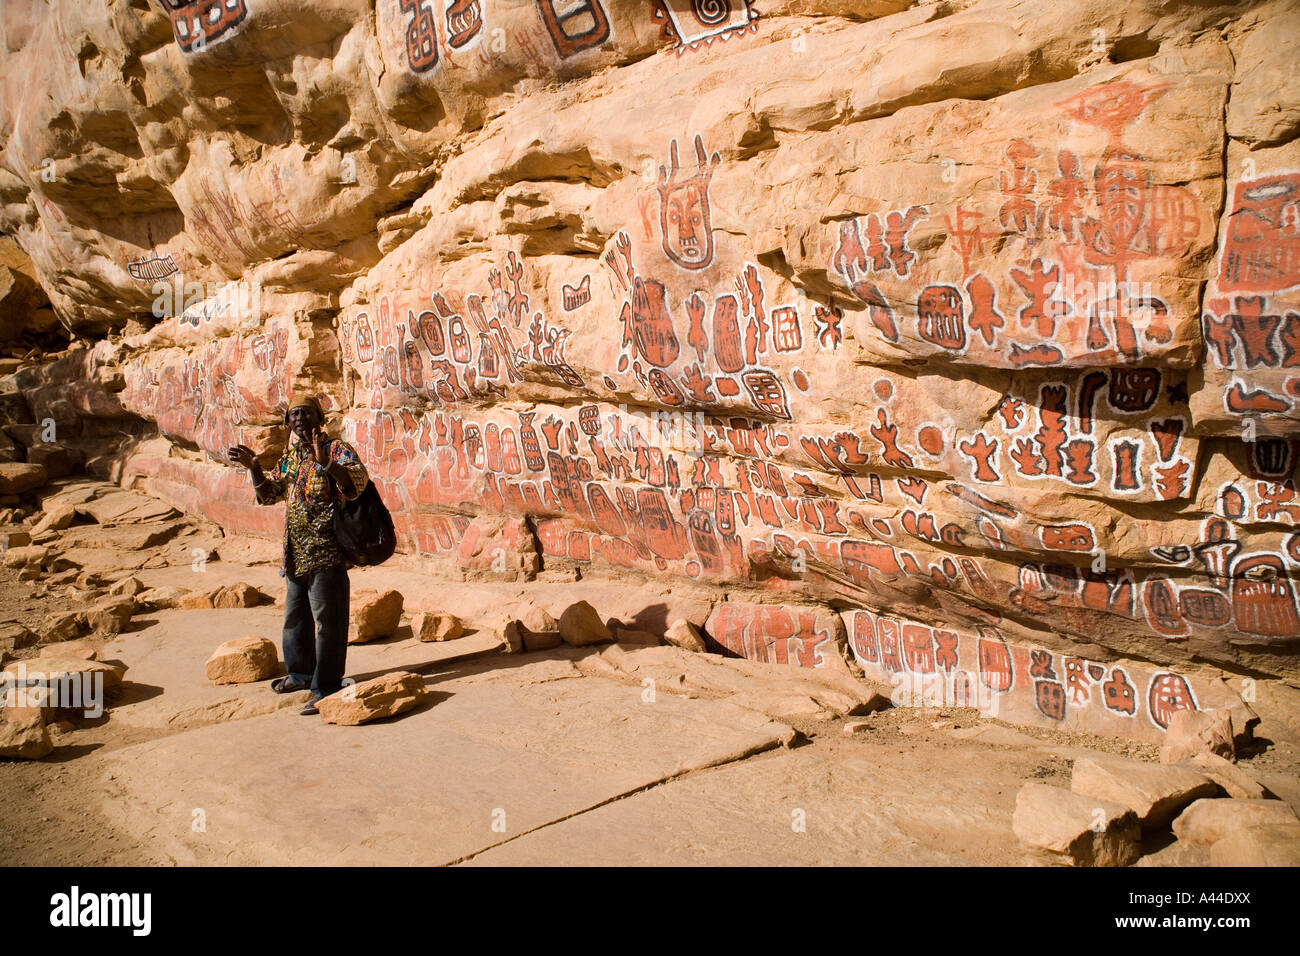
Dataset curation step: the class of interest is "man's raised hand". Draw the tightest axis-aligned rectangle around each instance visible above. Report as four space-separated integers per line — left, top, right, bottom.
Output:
228 444 258 470
310 427 329 466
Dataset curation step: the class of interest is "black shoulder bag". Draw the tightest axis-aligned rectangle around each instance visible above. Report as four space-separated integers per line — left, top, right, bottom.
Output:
324 447 397 566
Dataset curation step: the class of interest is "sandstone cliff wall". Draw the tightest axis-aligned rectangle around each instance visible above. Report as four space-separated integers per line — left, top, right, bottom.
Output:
2 0 1298 740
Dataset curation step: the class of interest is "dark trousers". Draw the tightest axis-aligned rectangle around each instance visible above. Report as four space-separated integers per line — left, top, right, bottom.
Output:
282 562 349 699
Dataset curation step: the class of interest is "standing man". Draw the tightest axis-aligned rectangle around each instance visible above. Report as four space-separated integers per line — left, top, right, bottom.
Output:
227 396 369 715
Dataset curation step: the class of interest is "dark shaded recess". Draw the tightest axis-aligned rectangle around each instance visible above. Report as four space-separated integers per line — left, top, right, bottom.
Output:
1109 32 1160 64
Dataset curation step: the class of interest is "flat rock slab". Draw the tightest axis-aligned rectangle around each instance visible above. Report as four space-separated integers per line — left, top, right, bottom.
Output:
465 738 1029 866
1173 798 1300 845
1209 824 1300 866
95 663 795 865
1071 755 1221 829
100 607 503 731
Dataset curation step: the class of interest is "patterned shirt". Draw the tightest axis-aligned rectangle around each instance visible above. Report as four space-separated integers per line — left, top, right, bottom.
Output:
255 436 369 577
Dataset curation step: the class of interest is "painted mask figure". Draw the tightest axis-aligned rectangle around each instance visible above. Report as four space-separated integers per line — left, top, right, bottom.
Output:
444 0 482 47
688 510 722 571
712 294 744 373
1147 672 1196 729
162 0 248 52
448 315 472 364
484 422 503 473
416 309 445 355
850 610 879 663
586 483 626 536
631 277 680 368
1035 679 1067 720
1232 554 1300 638
657 134 721 270
977 629 1014 692
501 427 522 475
917 284 966 350
1251 438 1294 478
877 618 903 675
477 334 498 378
1102 667 1137 715
1040 523 1095 552
355 313 374 364
518 412 544 472
1108 368 1161 412
383 346 401 387
404 341 424 389
902 623 935 673
637 487 684 560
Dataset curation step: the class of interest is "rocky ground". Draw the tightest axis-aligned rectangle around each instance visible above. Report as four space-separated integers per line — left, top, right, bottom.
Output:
1 476 1298 866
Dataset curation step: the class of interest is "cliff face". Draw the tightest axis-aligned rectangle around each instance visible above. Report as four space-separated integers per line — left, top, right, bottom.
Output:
2 0 1298 740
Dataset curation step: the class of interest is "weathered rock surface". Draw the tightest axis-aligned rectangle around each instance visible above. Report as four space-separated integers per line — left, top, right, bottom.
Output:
1 0 1299 743
204 637 282 684
1171 797 1300 845
1012 783 1142 867
1070 754 1220 829
350 590 404 643
316 671 428 725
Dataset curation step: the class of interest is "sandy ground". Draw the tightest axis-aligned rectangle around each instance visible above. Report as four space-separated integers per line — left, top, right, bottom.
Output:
1 478 1297 866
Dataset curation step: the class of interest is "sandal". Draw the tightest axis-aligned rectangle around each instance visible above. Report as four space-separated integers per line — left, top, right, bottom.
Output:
271 676 311 694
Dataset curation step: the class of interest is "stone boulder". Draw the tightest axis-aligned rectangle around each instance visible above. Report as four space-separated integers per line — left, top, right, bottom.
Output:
0 462 47 495
1012 783 1142 867
515 605 561 652
664 619 707 653
205 637 282 684
24 443 81 479
41 612 86 643
39 640 96 661
349 590 404 643
108 576 145 597
1070 755 1221 830
0 530 32 548
316 671 428 726
1172 798 1300 845
412 612 464 643
211 582 269 609
3 656 127 690
29 503 76 535
0 622 38 655
0 706 52 759
136 586 190 610
82 597 135 635
2 544 48 569
1160 709 1235 764
558 601 613 647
